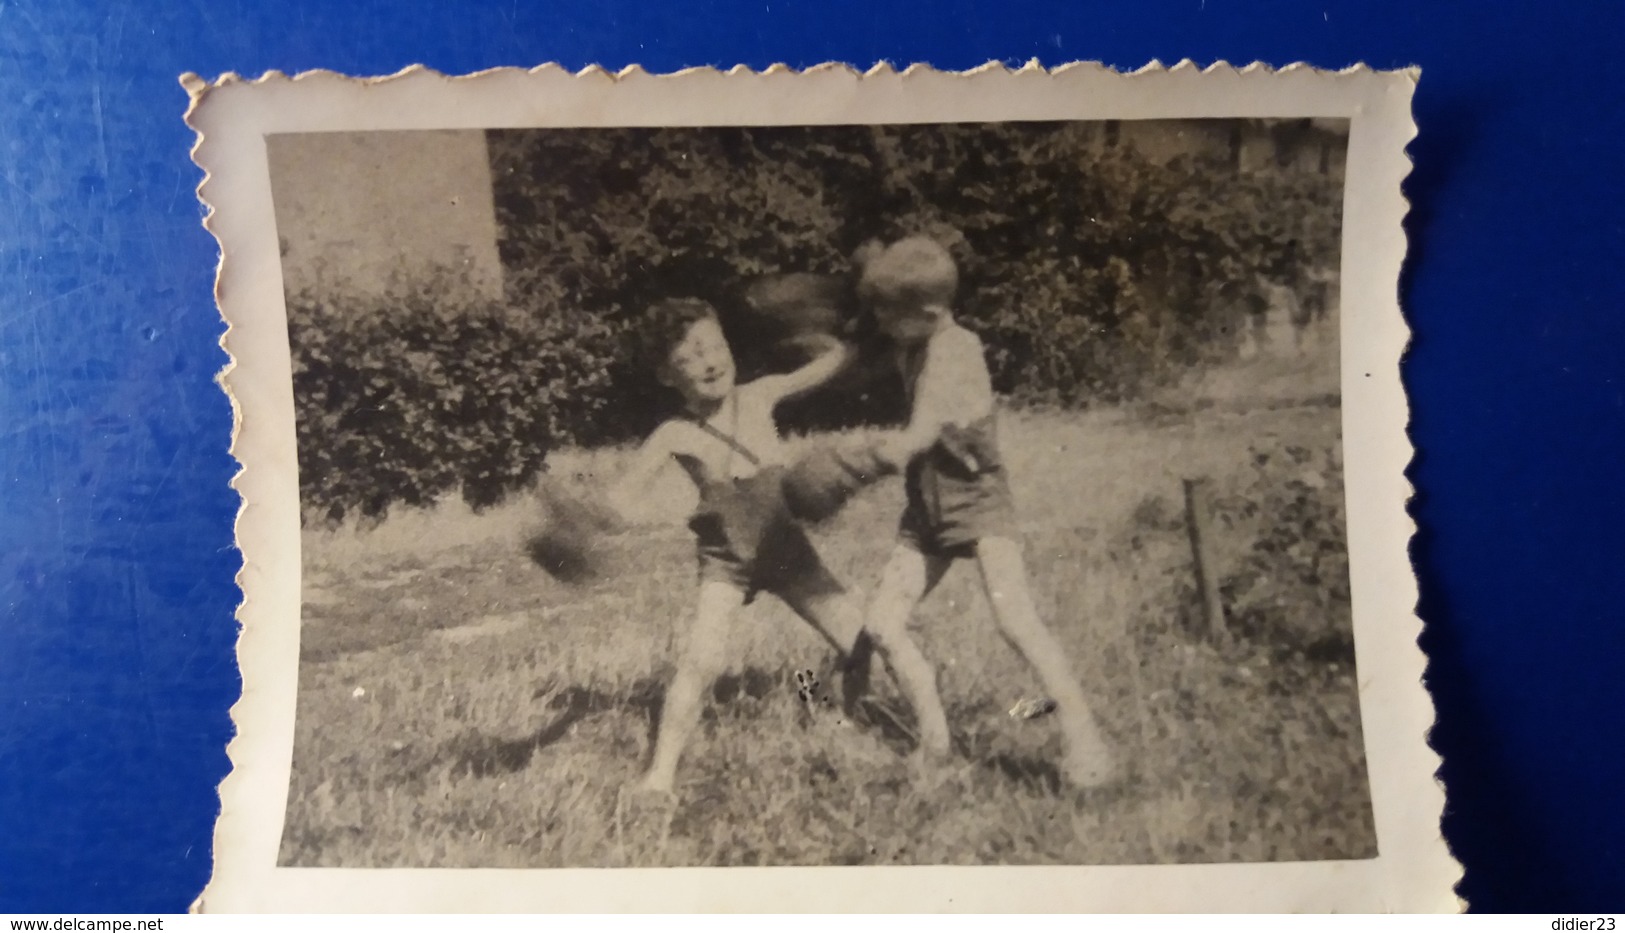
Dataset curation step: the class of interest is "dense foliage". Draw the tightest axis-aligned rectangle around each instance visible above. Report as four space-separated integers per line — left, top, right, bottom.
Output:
1212 442 1353 661
286 266 623 522
287 121 1344 521
1127 437 1353 659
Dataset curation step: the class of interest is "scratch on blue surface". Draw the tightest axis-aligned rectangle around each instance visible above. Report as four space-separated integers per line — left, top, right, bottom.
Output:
91 49 111 188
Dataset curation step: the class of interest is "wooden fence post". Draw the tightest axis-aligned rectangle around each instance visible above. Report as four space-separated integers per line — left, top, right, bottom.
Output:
1183 477 1228 640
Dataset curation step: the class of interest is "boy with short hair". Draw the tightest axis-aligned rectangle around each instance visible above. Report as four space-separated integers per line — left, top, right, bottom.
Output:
603 297 872 796
857 236 1116 789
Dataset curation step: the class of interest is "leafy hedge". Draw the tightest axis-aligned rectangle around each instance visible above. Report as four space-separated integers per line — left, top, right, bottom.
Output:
488 122 1342 407
1212 442 1353 661
286 266 625 522
288 121 1344 521
1124 439 1353 660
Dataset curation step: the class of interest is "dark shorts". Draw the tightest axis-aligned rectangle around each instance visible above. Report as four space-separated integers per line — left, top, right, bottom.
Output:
898 458 1019 559
689 469 841 603
694 515 839 602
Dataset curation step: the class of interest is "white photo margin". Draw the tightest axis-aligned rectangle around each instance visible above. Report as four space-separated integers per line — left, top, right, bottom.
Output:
186 61 1456 913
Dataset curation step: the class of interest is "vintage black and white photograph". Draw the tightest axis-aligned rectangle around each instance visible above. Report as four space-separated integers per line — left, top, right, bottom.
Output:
267 114 1373 869
190 63 1449 912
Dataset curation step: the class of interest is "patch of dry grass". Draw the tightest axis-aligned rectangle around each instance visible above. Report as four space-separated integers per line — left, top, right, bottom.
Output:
282 347 1374 868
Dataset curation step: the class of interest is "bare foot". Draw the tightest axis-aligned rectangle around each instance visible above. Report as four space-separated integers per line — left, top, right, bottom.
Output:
626 772 676 799
905 740 957 783
1060 735 1118 790
614 780 677 860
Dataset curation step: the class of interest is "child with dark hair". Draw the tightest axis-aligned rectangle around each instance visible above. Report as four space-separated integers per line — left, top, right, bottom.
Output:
603 297 873 796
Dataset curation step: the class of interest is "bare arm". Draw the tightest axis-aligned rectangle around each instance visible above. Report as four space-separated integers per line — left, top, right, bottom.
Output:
877 327 994 469
603 423 682 524
753 333 856 408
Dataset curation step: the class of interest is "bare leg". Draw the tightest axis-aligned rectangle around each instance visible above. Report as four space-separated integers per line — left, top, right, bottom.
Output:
774 553 865 655
865 545 953 757
765 533 874 714
635 580 745 794
975 535 1116 787
777 582 875 716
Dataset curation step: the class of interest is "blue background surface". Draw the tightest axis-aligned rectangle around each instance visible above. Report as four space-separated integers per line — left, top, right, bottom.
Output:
2 0 1622 913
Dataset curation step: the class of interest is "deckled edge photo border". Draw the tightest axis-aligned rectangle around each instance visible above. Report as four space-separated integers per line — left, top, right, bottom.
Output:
184 61 1457 913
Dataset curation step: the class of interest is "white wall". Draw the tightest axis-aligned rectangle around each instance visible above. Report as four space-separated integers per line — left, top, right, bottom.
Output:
266 130 503 303
1119 118 1349 177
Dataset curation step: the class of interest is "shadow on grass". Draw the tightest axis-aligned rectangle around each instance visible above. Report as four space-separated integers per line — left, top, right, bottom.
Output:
709 667 781 705
946 698 1144 801
438 666 807 781
429 663 1124 803
441 678 666 779
973 747 1142 806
